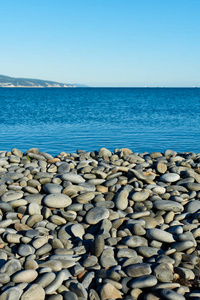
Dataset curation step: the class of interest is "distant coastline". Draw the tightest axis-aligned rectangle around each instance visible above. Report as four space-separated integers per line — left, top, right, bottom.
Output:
0 75 86 88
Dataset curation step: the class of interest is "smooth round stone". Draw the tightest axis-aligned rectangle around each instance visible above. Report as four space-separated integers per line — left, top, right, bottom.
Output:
100 248 117 268
92 235 105 257
57 162 70 173
61 173 85 184
82 255 98 267
153 200 183 212
0 201 13 212
146 228 175 243
132 224 146 236
100 283 122 300
35 243 52 256
26 214 43 227
174 266 195 280
1 190 23 202
185 200 200 213
104 177 118 187
28 202 41 215
36 272 56 288
25 194 43 204
131 190 150 202
130 275 157 288
172 241 194 251
24 259 39 270
115 189 130 210
60 210 77 221
12 269 38 283
76 192 95 203
0 273 10 284
137 246 162 258
43 183 63 194
49 215 66 225
152 186 166 195
153 263 173 282
85 207 109 225
78 182 96 192
45 270 66 294
21 284 45 300
167 225 183 235
184 182 200 191
117 248 137 259
126 263 152 277
71 224 85 239
38 260 63 272
0 259 21 276
18 244 35 257
160 289 185 300
0 286 23 300
63 291 78 300
99 147 112 157
32 237 49 249
160 173 180 183
122 236 148 248
43 193 72 208
87 179 105 186
156 162 167 174
95 200 114 209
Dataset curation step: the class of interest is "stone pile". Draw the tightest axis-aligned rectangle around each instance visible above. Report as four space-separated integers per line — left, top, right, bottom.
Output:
0 147 200 300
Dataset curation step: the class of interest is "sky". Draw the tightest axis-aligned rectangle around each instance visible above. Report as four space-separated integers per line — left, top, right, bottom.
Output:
0 0 200 87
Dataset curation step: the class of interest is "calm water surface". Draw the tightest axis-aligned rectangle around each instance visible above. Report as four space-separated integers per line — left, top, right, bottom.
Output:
0 88 199 156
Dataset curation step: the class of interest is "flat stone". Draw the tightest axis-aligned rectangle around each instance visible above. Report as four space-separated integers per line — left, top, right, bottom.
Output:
43 193 72 208
85 207 109 225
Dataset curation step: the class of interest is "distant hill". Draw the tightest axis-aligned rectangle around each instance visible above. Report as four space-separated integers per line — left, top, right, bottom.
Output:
0 75 87 88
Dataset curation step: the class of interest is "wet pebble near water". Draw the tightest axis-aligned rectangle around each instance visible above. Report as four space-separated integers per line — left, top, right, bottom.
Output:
0 147 200 299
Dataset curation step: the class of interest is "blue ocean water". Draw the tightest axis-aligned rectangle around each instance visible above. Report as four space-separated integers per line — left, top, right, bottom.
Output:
0 88 199 156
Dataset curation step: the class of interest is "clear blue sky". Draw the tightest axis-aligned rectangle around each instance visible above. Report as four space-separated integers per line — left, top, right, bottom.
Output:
1 0 200 87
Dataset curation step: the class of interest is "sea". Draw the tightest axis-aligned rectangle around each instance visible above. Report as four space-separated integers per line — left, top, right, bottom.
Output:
0 88 199 156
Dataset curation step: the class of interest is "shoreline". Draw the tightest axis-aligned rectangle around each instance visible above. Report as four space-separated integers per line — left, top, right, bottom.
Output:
0 147 200 299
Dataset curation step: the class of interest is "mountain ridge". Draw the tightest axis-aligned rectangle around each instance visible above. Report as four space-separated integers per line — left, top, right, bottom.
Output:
0 75 87 88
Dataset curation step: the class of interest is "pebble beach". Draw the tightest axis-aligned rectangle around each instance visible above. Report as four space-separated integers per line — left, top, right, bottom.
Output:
0 147 200 300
